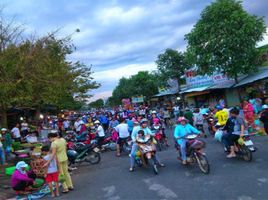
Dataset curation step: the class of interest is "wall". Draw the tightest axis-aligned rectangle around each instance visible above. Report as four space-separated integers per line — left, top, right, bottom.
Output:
225 88 241 107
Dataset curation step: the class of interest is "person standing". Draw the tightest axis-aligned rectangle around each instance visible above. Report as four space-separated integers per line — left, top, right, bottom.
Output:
74 118 83 133
260 105 268 135
42 146 60 197
1 128 12 163
11 123 21 142
94 120 105 149
21 120 29 138
45 132 73 193
243 98 254 127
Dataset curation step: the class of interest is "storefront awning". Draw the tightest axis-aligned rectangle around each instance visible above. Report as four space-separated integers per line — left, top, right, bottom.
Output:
153 91 178 97
234 66 268 87
181 86 210 94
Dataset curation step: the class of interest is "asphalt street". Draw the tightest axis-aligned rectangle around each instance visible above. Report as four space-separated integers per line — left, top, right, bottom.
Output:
50 129 268 200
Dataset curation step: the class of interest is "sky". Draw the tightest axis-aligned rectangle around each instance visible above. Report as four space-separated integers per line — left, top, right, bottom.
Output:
2 0 268 102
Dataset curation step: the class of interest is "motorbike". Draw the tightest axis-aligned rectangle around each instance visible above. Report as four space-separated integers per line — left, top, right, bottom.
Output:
91 134 117 151
223 136 253 162
175 134 210 174
67 140 101 166
119 137 132 154
152 125 166 151
135 135 159 175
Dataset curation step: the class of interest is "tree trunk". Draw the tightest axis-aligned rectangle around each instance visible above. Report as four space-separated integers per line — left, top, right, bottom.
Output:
234 74 242 103
0 109 8 128
35 107 41 124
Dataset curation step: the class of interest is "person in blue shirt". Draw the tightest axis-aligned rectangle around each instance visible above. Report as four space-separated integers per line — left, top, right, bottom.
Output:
99 113 109 131
129 118 164 172
126 115 134 134
174 117 200 165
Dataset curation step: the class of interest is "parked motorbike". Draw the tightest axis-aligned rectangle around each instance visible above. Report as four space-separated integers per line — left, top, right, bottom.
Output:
67 141 101 166
175 134 210 174
91 134 117 151
135 135 159 175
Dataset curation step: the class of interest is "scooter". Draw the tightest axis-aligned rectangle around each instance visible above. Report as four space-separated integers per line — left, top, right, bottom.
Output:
67 140 101 166
175 134 210 174
135 135 159 175
152 125 166 151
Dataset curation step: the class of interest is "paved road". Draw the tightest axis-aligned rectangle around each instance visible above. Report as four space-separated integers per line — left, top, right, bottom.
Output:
52 130 268 200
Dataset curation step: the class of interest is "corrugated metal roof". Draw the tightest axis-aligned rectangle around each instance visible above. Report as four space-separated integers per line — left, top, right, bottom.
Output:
234 66 268 87
154 90 178 97
181 86 210 93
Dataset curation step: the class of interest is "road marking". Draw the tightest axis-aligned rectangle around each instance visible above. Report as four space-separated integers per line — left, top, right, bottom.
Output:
103 186 121 200
237 196 253 200
257 178 268 183
143 179 178 199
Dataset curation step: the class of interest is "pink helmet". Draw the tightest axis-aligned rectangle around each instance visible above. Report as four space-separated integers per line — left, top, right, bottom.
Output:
153 118 160 124
177 117 187 123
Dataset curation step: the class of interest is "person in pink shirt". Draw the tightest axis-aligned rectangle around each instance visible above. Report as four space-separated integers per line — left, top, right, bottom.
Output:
243 99 254 127
11 161 36 194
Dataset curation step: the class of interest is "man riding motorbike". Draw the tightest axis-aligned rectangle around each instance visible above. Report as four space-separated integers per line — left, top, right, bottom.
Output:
129 118 164 172
174 117 201 165
222 107 246 158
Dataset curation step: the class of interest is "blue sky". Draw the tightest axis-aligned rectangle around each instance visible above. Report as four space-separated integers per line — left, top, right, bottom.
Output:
2 0 268 101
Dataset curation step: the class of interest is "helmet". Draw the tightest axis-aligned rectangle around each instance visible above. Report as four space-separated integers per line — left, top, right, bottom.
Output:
94 120 100 124
151 111 157 114
262 105 268 109
1 128 7 132
215 105 222 110
67 150 78 161
177 117 187 122
140 118 148 124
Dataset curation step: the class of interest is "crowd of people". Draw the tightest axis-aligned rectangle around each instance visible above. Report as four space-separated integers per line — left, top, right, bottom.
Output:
1 97 268 197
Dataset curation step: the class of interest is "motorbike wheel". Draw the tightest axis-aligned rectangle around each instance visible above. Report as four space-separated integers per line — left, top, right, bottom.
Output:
109 142 117 151
85 151 101 164
150 159 158 175
157 142 162 151
195 153 210 174
240 145 252 162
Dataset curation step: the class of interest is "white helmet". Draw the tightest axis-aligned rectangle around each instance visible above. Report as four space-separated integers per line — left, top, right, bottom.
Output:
94 120 101 124
1 128 7 132
151 111 157 114
262 105 268 109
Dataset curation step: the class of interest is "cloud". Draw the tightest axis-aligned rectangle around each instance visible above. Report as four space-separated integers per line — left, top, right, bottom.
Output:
1 0 268 101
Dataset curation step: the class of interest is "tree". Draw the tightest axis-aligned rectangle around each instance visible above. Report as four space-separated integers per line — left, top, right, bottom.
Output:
156 48 189 85
89 99 104 109
111 71 159 105
185 0 266 82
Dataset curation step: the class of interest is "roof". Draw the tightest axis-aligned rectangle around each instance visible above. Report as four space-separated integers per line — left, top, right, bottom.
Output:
153 90 178 97
234 66 268 87
181 86 210 94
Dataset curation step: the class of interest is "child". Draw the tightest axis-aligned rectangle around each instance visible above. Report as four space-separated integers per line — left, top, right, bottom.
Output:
0 131 5 166
1 128 12 164
41 146 60 197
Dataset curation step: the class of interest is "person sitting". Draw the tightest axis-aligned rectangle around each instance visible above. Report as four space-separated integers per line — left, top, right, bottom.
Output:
222 107 246 158
25 131 38 143
174 117 201 165
11 161 36 194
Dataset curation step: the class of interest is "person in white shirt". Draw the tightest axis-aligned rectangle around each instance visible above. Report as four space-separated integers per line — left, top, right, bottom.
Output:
74 118 83 133
94 120 105 149
63 119 70 131
11 123 21 142
25 131 38 143
21 120 29 137
114 118 129 157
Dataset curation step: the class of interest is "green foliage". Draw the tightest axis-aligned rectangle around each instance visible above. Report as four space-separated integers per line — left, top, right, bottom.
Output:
89 99 104 109
257 44 268 66
156 48 189 85
185 0 266 80
111 71 158 105
0 13 100 126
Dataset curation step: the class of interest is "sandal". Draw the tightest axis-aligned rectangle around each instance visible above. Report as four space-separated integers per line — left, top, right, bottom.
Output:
68 187 74 191
62 190 69 194
129 167 134 172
